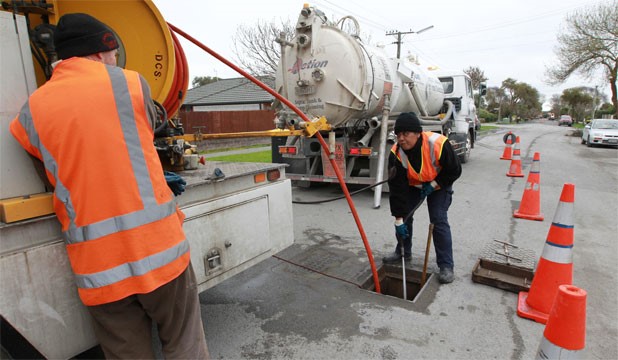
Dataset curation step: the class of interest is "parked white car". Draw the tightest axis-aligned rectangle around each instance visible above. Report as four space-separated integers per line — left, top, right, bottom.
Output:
581 119 618 147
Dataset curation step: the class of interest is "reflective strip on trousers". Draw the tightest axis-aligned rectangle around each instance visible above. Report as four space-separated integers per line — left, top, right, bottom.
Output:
541 239 573 264
75 238 190 289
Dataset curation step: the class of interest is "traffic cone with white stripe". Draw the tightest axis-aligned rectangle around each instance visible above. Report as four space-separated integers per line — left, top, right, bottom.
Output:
536 285 586 359
514 152 544 221
501 132 514 160
517 183 575 324
507 136 524 177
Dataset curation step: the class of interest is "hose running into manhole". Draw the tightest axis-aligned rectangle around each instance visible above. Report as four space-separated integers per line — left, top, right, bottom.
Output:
167 23 381 293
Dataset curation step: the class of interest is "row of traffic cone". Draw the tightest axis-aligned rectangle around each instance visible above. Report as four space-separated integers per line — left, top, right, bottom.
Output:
521 183 585 358
502 135 543 220
498 134 585 357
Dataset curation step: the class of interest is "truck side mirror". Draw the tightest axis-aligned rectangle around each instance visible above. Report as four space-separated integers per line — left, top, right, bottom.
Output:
479 83 487 96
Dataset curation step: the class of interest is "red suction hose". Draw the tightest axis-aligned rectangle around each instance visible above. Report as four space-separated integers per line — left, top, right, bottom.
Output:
162 27 190 118
167 22 381 294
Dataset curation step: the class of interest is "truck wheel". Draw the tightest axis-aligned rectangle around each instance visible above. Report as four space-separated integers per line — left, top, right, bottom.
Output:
459 132 471 164
1 345 12 360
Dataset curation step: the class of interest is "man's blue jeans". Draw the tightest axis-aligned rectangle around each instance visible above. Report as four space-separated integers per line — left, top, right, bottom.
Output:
394 185 454 270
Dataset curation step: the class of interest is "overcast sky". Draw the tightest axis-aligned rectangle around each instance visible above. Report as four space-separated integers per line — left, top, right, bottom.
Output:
153 0 611 106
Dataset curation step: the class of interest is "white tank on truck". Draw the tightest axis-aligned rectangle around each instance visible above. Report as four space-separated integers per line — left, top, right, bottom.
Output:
273 4 480 206
275 12 445 126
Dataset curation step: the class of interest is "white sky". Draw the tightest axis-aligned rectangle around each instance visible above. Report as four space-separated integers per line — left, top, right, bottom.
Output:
152 0 612 106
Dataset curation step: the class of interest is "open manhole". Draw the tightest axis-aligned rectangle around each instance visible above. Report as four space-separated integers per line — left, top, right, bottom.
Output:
361 263 434 302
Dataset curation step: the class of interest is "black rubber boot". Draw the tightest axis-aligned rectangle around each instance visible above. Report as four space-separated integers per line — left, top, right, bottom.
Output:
382 252 411 264
439 267 454 283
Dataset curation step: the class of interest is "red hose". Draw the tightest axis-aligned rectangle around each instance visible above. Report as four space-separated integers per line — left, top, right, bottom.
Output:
162 27 190 118
167 22 381 294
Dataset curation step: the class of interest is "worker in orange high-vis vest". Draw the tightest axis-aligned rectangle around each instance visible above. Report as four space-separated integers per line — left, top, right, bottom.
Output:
384 112 462 284
9 13 209 359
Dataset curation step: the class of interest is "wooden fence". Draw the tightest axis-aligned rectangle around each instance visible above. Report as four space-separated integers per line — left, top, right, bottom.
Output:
179 110 276 134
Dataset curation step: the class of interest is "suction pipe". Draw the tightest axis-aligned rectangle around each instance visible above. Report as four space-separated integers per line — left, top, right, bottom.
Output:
356 117 380 147
167 23 382 293
373 95 391 209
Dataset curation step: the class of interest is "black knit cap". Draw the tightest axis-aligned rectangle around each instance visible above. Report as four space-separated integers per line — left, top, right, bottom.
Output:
54 13 119 60
394 112 422 133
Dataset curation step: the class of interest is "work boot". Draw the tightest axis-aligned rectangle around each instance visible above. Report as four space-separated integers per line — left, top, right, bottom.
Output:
382 252 411 264
439 267 454 284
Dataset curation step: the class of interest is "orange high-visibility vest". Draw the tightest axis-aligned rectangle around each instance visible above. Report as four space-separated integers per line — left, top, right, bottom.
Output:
10 58 189 306
391 131 447 186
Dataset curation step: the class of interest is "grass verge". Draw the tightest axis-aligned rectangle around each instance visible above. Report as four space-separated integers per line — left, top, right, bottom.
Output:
207 150 272 163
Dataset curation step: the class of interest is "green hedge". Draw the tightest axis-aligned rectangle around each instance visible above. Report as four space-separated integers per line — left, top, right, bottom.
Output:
478 108 497 123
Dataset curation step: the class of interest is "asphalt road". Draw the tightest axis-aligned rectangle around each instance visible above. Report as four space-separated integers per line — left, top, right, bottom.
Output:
200 121 618 359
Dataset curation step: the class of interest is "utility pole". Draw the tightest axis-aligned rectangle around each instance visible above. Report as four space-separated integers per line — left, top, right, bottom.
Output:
386 25 434 59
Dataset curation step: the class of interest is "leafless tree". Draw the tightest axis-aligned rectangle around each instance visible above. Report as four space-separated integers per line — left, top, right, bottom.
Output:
191 76 220 88
545 1 618 116
463 66 488 91
232 19 295 77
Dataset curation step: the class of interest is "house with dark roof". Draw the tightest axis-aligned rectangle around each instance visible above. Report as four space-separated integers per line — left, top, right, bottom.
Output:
181 76 275 112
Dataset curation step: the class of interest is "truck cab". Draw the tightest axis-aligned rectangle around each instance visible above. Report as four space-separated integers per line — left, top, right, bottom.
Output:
432 70 478 163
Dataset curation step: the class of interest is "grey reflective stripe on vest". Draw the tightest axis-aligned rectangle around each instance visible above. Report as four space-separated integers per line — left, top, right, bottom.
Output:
107 66 157 208
75 238 190 289
397 146 409 169
64 200 178 244
17 103 79 233
427 132 442 171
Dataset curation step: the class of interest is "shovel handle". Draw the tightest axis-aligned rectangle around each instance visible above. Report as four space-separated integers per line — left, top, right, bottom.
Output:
421 223 434 287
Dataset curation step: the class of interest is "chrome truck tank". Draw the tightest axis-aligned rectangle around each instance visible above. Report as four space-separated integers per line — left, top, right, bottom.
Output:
275 5 444 127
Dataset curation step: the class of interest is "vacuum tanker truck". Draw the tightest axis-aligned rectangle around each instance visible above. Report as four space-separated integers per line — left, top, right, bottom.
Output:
273 5 482 193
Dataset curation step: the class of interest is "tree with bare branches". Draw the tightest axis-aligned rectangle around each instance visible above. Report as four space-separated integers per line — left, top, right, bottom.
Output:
232 19 295 77
545 1 618 116
463 66 488 108
463 66 487 91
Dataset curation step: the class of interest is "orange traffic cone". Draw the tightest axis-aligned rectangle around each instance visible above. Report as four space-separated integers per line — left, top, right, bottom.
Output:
507 136 524 177
501 132 514 160
514 152 544 221
536 285 586 359
518 183 575 324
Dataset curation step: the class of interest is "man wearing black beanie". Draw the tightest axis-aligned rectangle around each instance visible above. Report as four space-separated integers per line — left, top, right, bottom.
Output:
10 13 209 359
54 13 120 60
384 112 462 284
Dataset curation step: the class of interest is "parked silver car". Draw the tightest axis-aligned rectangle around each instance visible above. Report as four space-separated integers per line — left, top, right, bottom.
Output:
581 119 618 147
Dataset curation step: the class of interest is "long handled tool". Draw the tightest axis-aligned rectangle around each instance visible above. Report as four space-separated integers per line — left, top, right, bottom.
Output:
421 223 434 287
399 238 407 300
399 197 426 300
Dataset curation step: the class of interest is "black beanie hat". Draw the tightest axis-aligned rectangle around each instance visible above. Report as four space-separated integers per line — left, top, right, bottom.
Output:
394 112 423 133
54 13 119 60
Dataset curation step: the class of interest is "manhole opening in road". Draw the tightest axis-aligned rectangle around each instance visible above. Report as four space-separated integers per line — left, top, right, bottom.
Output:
361 264 433 302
